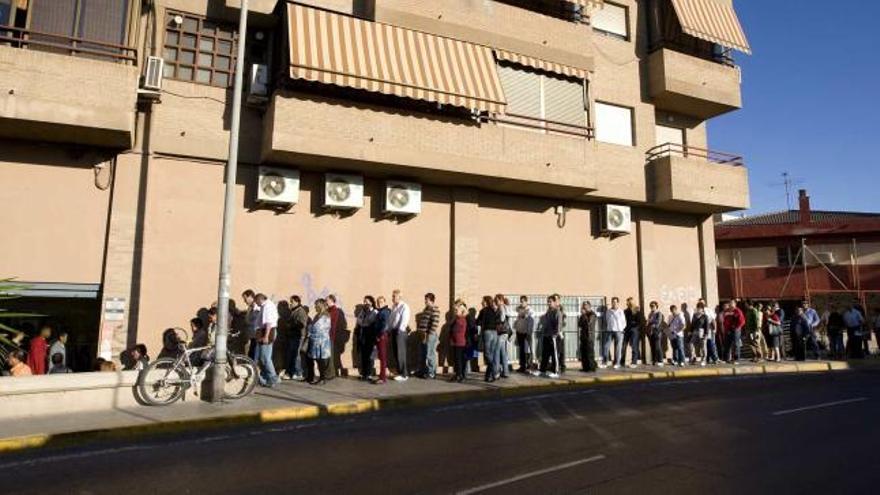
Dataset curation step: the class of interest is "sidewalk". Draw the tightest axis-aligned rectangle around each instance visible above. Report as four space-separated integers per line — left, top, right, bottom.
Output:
0 359 868 454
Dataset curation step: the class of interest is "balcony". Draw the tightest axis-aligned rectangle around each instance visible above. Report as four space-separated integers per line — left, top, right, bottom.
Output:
646 143 749 213
373 0 594 72
647 48 742 119
262 90 598 198
0 29 138 148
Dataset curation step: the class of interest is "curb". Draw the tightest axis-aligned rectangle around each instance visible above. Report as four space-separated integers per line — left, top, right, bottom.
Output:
0 360 874 455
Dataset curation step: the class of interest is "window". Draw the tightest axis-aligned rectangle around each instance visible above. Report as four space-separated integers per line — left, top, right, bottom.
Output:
655 124 685 147
24 0 131 60
776 246 793 267
595 102 634 146
0 1 11 27
496 63 587 135
591 2 628 40
163 12 236 87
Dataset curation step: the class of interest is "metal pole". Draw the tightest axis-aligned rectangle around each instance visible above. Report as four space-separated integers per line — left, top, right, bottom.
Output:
211 0 249 403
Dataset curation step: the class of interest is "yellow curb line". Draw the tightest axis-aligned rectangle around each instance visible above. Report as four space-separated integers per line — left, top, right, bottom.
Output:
1 361 870 455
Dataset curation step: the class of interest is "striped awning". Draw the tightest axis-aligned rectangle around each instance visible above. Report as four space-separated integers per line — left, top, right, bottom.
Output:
286 3 507 113
670 0 751 54
495 49 588 80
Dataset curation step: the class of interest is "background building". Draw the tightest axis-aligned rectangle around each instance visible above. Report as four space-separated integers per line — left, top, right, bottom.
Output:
716 189 880 315
1 0 750 371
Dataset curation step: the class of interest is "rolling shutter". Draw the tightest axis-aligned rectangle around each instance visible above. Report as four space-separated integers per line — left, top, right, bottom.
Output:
544 75 586 127
591 2 628 38
497 64 542 120
595 102 633 146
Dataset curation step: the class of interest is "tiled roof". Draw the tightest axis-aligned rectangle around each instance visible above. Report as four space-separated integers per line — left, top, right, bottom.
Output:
718 210 880 227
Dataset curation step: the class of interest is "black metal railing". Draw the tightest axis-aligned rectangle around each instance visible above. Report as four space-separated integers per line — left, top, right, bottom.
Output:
484 112 594 139
646 142 744 166
0 25 137 64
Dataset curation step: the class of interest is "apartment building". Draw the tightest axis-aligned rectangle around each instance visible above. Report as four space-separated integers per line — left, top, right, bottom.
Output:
716 190 880 312
0 0 750 370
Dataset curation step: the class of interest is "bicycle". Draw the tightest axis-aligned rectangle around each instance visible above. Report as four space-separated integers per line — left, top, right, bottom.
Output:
137 329 258 406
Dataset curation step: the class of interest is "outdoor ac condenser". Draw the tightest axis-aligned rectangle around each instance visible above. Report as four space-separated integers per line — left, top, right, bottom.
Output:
142 56 164 91
383 181 422 215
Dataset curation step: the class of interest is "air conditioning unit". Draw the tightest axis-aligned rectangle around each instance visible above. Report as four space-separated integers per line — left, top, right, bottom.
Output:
601 204 632 234
383 181 421 215
324 173 364 210
813 252 835 264
256 167 300 205
142 56 164 91
248 63 268 100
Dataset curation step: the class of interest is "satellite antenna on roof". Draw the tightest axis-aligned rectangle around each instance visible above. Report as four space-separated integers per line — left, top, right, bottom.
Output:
769 172 804 210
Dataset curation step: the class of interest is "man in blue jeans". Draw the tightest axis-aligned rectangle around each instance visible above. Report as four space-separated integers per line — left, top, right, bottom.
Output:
282 295 308 381
722 300 746 364
605 297 627 369
254 293 279 387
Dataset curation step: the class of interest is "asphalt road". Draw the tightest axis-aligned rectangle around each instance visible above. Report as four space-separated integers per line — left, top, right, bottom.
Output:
2 371 878 495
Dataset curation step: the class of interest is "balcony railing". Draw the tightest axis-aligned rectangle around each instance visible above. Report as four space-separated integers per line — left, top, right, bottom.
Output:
646 142 743 166
483 112 594 139
0 26 137 64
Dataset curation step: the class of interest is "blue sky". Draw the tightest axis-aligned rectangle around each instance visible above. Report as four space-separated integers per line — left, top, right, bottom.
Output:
708 0 880 214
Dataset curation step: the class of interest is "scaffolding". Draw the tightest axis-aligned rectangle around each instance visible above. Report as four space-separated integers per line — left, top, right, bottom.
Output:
778 238 877 308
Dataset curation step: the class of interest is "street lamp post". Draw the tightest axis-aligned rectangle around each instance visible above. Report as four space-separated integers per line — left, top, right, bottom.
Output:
210 0 249 403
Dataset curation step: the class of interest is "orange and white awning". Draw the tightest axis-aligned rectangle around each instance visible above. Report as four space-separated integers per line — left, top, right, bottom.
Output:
669 0 751 54
494 49 588 80
286 2 507 113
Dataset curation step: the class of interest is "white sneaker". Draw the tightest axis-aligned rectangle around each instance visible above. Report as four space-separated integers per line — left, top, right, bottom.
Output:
627 364 637 369
612 364 620 370
279 372 291 381
657 362 664 367
547 372 560 379
393 375 408 382
598 363 607 369
700 362 706 367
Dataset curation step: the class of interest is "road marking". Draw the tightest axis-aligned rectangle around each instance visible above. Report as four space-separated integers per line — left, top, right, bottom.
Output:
455 455 606 494
559 400 585 420
528 401 557 425
772 397 868 416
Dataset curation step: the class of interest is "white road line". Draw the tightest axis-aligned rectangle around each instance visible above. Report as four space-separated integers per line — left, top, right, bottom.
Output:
528 401 557 425
772 397 868 416
558 400 585 420
455 455 606 495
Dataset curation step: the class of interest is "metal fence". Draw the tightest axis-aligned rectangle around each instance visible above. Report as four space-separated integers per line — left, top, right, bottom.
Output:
505 294 606 363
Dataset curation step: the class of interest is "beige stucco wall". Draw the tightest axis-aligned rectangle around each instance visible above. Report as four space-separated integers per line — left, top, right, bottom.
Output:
638 210 704 309
0 141 111 283
130 158 452 360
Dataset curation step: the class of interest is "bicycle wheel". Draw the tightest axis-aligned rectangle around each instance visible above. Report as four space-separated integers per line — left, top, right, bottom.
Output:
138 358 188 406
224 354 258 399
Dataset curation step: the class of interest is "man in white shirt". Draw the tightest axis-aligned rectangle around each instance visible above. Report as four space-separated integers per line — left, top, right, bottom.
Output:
605 297 626 369
389 289 411 381
255 293 279 387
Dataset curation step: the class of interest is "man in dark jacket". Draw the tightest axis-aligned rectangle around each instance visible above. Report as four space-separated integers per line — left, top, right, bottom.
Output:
579 301 599 372
283 295 308 381
791 306 811 361
540 296 563 378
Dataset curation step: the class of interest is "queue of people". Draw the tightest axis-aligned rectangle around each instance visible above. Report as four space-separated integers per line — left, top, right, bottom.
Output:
5 293 880 380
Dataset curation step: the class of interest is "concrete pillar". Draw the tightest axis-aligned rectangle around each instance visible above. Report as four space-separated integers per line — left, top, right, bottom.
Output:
698 215 719 307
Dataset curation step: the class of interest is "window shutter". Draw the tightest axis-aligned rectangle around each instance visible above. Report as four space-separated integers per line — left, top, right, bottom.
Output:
78 0 130 48
497 64 542 120
591 2 628 39
543 75 586 127
28 0 78 37
655 124 685 146
595 102 633 146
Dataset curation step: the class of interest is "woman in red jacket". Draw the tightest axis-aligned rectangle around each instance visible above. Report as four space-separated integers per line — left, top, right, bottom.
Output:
449 301 469 382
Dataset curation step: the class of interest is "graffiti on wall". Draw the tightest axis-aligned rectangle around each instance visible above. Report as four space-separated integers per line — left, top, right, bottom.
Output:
656 284 701 307
300 272 345 312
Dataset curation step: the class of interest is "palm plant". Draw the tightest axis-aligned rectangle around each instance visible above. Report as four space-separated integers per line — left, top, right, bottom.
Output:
0 278 33 365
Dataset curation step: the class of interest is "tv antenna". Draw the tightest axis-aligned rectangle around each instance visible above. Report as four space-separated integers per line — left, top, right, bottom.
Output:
769 172 804 210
